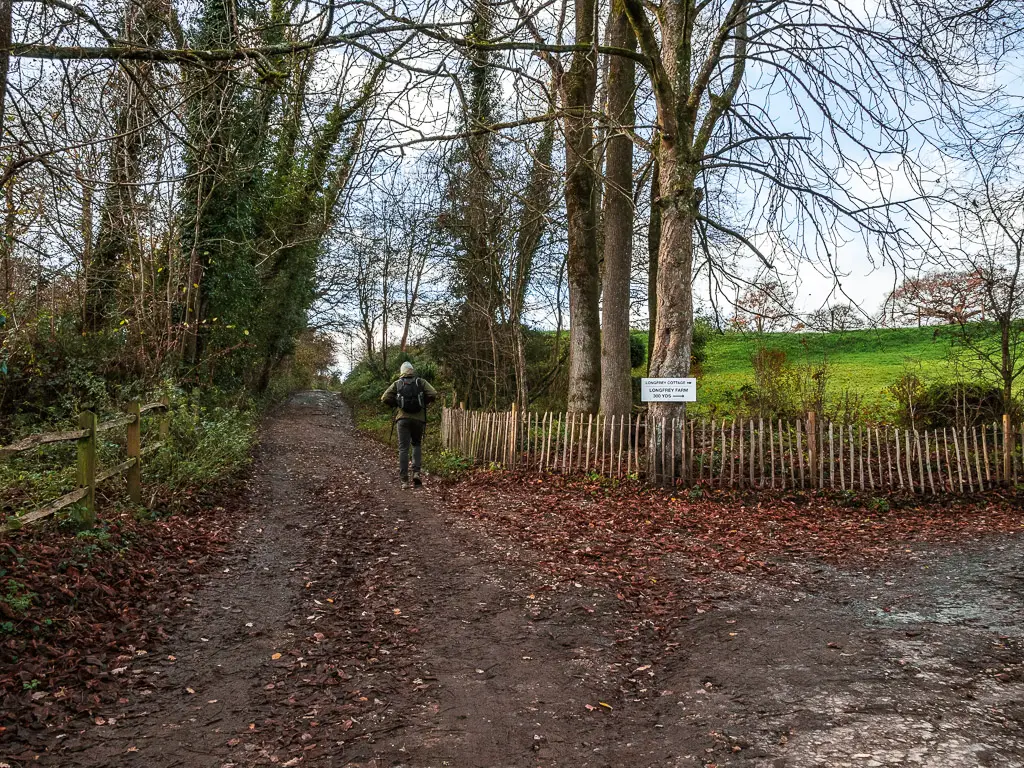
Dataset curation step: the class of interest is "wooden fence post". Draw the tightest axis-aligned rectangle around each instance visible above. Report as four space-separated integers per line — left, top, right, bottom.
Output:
510 403 518 468
807 412 818 488
1003 413 1012 485
125 401 142 504
77 411 97 526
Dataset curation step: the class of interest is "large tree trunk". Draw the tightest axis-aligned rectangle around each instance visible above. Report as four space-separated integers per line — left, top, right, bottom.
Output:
563 0 601 414
1002 319 1012 412
600 0 636 416
646 144 698 476
647 154 660 375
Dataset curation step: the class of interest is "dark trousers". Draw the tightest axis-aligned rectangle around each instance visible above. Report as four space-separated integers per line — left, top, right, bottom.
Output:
397 419 424 480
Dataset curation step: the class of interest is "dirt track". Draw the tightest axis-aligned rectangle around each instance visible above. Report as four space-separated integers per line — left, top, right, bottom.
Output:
9 391 1024 767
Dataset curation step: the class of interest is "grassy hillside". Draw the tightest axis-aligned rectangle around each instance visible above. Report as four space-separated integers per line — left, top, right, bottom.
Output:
631 325 965 417
699 326 954 407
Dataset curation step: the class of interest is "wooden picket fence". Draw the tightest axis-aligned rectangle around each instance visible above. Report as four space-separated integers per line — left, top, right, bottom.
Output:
441 406 1022 494
0 399 170 532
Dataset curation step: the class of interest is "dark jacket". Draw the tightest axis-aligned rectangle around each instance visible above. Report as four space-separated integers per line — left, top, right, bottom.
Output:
381 373 438 423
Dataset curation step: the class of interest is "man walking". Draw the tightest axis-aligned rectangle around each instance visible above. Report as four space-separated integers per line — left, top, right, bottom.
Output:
381 362 438 489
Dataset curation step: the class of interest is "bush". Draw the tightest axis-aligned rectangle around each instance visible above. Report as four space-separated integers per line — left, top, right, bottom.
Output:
888 377 1008 429
149 394 258 489
718 345 835 420
0 313 135 433
629 333 646 370
691 320 713 367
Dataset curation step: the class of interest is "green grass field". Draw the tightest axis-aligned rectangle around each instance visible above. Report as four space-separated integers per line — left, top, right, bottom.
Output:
636 325 964 415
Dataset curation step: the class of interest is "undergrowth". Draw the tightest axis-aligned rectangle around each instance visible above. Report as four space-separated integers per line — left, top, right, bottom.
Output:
0 390 258 526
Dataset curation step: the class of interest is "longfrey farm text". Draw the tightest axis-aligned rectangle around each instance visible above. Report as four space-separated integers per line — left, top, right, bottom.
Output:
640 378 697 403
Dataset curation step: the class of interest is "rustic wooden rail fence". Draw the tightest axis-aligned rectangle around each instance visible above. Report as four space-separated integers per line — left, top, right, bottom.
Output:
0 398 170 531
441 406 1022 494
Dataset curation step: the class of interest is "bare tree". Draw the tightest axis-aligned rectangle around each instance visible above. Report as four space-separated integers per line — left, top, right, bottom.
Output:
611 0 1023 472
731 278 796 334
936 170 1024 412
83 0 168 332
883 270 989 327
806 303 866 333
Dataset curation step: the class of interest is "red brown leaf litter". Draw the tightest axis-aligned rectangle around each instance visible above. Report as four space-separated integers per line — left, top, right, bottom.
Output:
1 391 1022 767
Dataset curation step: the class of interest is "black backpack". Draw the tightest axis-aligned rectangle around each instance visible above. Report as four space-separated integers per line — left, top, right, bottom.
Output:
395 377 425 414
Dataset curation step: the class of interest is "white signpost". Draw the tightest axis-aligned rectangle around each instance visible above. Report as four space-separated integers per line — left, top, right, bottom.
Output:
640 378 697 403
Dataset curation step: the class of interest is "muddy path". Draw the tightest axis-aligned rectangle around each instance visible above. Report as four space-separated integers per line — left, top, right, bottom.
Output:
7 391 1024 767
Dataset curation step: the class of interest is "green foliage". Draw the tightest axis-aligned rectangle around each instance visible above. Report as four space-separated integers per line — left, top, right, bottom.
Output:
628 333 646 370
695 326 955 412
885 371 926 427
432 450 473 477
691 319 713 368
888 377 1007 429
149 396 258 489
625 325 994 419
716 345 840 420
0 446 78 518
1 579 35 614
176 0 361 395
66 528 125 563
0 312 143 432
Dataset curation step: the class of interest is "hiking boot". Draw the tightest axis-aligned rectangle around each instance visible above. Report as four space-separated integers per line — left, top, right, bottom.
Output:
401 478 410 491
412 473 422 488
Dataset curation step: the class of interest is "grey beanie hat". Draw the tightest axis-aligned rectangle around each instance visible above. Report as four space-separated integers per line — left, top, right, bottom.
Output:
400 361 415 375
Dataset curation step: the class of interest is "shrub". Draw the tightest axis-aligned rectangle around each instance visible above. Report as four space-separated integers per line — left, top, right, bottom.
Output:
149 395 258 489
691 319 713 367
888 378 1007 429
629 333 646 370
719 344 837 421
